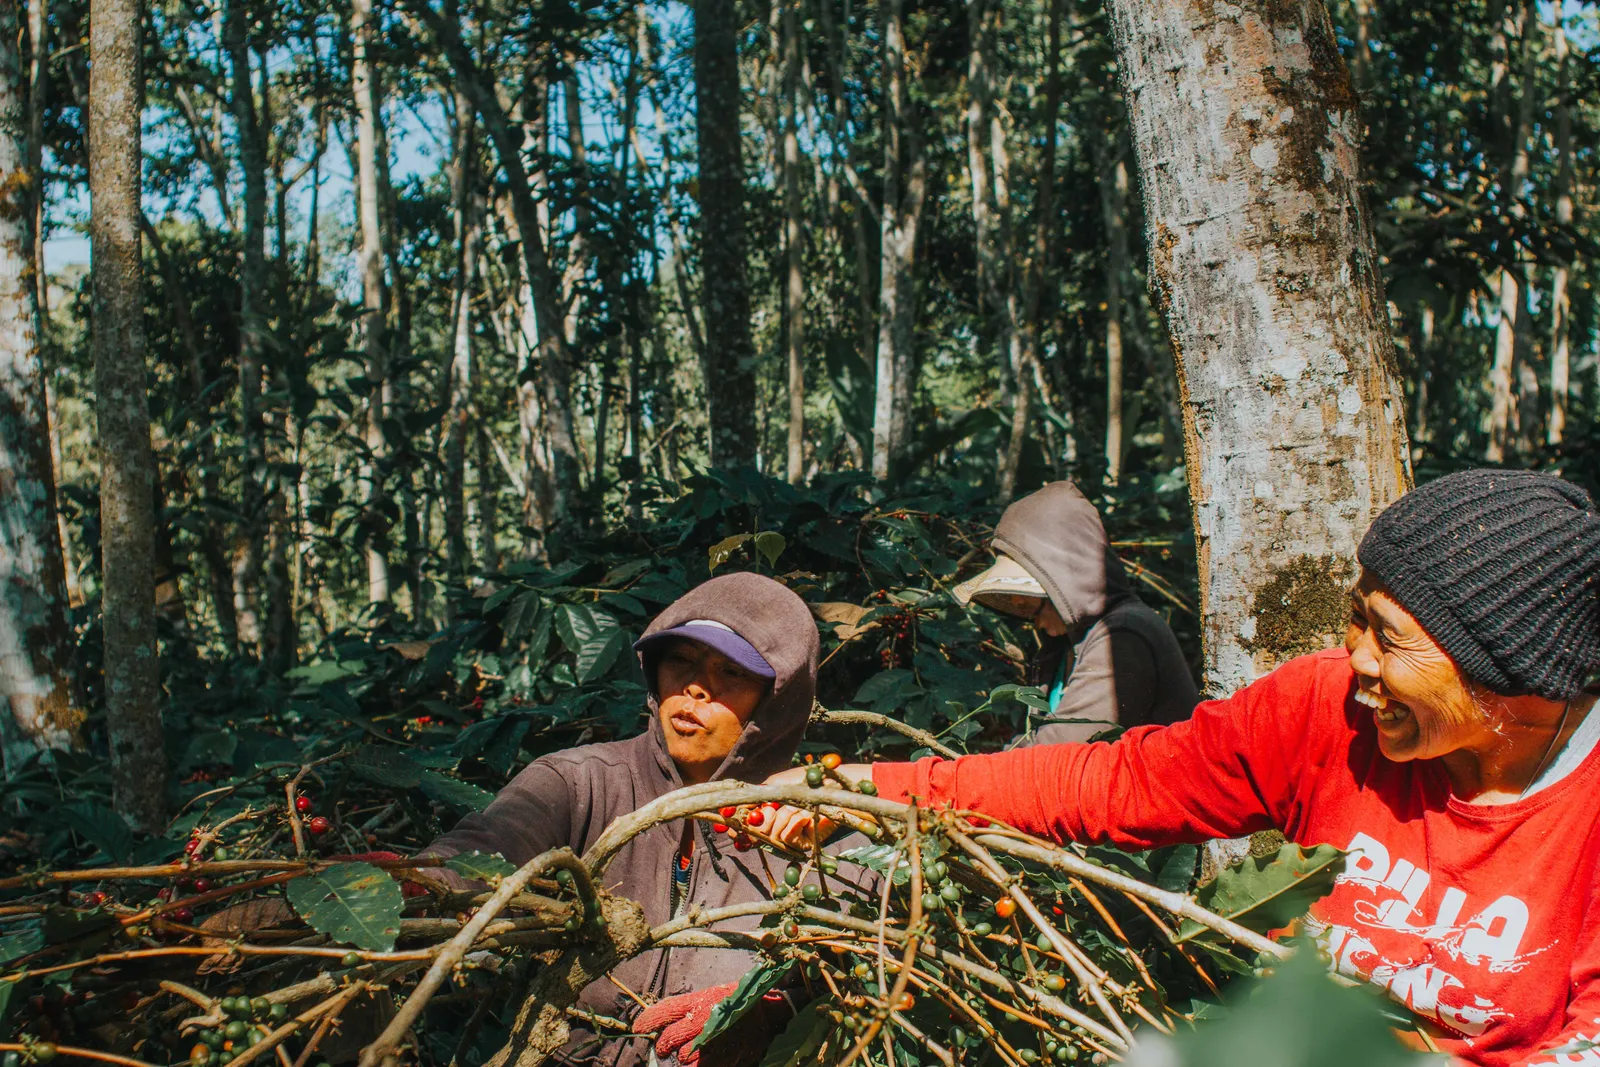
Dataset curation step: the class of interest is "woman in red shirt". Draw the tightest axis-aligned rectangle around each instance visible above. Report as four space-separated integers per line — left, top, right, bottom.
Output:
759 469 1600 1067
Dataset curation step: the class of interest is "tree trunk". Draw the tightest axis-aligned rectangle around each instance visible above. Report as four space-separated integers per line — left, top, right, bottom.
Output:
781 0 805 485
1107 0 1412 695
1485 0 1536 462
224 0 267 650
407 0 579 532
694 0 757 467
870 0 926 482
89 0 166 829
0 6 81 760
445 92 477 584
352 0 390 605
1546 10 1572 448
1100 148 1131 486
26 0 46 320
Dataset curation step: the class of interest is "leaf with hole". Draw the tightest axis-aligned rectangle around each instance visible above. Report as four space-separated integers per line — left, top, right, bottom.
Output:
286 863 403 952
708 533 752 573
1176 843 1345 942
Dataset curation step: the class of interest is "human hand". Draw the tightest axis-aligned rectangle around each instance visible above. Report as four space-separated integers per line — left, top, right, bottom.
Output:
634 982 736 1065
763 765 874 849
636 982 793 1067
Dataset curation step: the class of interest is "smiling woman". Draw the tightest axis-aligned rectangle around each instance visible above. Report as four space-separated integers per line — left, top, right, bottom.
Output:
759 469 1600 1067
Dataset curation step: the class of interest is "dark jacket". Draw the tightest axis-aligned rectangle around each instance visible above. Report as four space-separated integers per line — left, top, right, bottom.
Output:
993 482 1200 744
424 573 833 1067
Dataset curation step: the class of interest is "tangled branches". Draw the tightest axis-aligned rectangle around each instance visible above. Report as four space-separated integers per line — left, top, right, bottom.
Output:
0 770 1303 1067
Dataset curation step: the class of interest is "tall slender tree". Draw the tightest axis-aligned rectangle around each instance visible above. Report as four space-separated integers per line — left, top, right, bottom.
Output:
694 0 757 467
0 0 81 762
89 0 166 829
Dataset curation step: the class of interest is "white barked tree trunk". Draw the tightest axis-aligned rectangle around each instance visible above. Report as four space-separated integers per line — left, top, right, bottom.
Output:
1106 0 1413 697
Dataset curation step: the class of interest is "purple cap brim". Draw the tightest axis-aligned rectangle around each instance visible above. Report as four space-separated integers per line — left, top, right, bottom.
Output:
633 622 776 679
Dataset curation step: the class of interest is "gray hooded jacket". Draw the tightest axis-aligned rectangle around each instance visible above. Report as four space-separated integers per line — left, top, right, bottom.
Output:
992 481 1199 744
424 572 832 1067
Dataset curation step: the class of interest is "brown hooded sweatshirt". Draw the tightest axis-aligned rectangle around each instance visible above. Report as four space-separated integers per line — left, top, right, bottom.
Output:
991 481 1199 744
422 572 834 1067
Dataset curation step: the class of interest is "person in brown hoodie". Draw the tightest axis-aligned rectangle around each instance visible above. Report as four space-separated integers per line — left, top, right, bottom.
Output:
422 572 840 1067
954 481 1199 743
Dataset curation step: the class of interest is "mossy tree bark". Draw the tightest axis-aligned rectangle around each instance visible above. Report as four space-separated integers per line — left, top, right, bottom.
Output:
1106 0 1412 695
0 3 81 762
89 0 167 829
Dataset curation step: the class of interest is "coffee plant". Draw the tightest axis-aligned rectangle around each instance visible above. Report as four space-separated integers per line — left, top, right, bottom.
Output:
0 472 1395 1066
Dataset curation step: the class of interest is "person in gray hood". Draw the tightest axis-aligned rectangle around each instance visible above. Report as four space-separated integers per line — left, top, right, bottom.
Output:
955 481 1199 743
423 571 841 1067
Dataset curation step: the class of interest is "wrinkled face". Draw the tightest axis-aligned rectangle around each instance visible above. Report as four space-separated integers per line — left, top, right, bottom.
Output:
655 638 770 784
1345 570 1497 763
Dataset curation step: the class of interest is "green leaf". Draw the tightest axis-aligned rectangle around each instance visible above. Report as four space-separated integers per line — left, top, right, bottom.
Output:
420 771 495 813
707 533 752 573
1176 843 1345 942
1155 844 1200 893
347 745 424 788
556 605 627 683
692 958 794 1051
286 863 404 952
503 591 545 642
753 531 787 568
835 843 903 875
444 852 517 881
284 659 366 687
1160 949 1433 1066
0 923 43 967
59 804 135 864
757 1001 830 1067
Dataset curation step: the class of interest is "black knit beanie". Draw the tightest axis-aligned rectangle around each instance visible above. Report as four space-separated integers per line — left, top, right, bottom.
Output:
1357 469 1600 701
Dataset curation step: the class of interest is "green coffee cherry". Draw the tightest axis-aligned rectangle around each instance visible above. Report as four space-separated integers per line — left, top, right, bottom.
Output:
939 883 961 903
772 884 788 899
806 766 824 788
1019 1050 1039 1064
340 951 362 967
801 884 822 902
784 866 801 887
249 997 270 1019
1036 933 1054 952
857 780 877 796
972 922 993 936
268 1003 288 1023
223 1021 247 1040
555 869 574 887
921 893 942 912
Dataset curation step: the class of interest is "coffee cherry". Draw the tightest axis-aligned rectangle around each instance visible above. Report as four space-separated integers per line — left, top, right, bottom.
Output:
1019 1050 1039 1064
784 866 801 887
929 861 948 882
819 856 839 875
853 962 871 979
84 891 107 907
994 898 1017 919
555 869 573 887
307 817 330 835
712 823 728 834
800 884 821 902
1042 974 1067 993
782 921 800 938
224 1021 247 1040
268 1004 288 1023
772 884 788 898
857 780 877 796
340 952 362 967
212 847 231 860
191 878 213 894
893 992 914 1011
1035 934 1054 953
719 807 737 819
805 766 824 788
33 1044 58 1063
190 1044 212 1066
249 998 270 1019
171 907 195 924
745 810 765 828
295 796 314 814
820 753 842 770
971 922 993 936
940 884 961 903
921 893 942 912
733 836 753 852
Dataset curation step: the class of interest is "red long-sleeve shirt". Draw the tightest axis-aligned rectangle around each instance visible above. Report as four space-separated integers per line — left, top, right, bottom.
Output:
873 649 1600 1067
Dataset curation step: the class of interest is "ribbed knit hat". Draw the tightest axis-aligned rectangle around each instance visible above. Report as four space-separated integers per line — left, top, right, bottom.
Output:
1357 469 1600 701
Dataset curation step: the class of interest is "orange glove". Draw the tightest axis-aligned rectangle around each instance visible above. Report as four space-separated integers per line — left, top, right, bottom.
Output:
635 983 793 1067
634 983 736 1065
